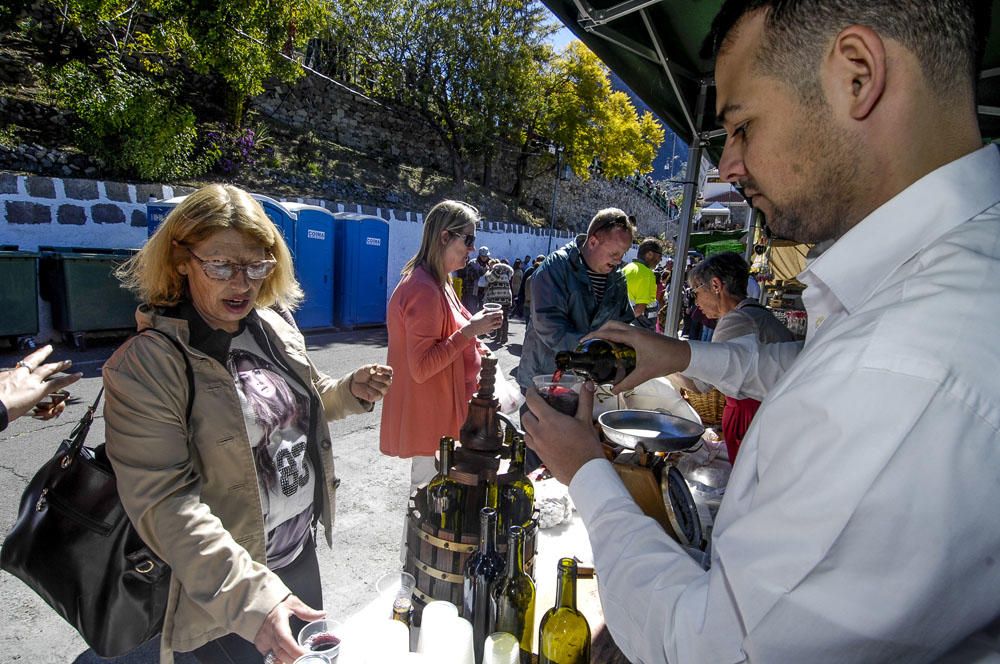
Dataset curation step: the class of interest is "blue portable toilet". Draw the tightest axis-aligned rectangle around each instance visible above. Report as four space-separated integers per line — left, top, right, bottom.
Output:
146 194 294 247
331 212 389 328
282 203 335 331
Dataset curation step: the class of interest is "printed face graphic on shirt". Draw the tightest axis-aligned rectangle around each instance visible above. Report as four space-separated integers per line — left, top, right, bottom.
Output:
227 349 310 497
238 363 278 399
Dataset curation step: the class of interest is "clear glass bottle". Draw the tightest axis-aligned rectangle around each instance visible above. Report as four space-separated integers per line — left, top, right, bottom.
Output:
426 436 465 536
538 557 591 664
492 525 536 660
464 506 506 663
554 338 636 385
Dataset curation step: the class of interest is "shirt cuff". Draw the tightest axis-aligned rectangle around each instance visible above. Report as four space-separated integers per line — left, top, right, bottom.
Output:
683 339 730 386
569 458 633 522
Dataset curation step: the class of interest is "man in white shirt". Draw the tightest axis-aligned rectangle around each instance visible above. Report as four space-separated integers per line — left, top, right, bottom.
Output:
522 1 1000 662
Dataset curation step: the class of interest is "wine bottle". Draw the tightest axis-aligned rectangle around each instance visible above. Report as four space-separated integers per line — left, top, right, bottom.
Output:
492 525 536 660
554 338 636 385
538 557 591 664
464 507 506 664
426 436 465 536
500 431 535 529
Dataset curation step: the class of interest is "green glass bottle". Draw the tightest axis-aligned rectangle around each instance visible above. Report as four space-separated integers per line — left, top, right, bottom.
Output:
500 431 535 529
554 338 637 385
464 507 505 664
538 558 591 664
426 436 465 536
492 525 536 661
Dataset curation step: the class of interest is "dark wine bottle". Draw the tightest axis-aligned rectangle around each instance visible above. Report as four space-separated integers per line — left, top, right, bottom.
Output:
492 525 536 660
554 338 636 385
426 436 465 536
500 431 535 529
538 557 591 664
464 507 506 664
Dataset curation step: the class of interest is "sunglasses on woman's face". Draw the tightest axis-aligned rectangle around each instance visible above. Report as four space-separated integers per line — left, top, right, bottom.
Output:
449 230 477 248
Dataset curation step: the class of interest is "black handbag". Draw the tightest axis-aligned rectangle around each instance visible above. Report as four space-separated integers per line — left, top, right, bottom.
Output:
1 330 193 657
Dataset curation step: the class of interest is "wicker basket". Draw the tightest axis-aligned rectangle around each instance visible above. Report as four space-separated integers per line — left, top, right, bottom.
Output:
681 388 726 426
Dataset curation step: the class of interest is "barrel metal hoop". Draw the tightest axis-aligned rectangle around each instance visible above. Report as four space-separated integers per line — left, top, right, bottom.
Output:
415 560 464 584
415 528 476 553
413 587 434 604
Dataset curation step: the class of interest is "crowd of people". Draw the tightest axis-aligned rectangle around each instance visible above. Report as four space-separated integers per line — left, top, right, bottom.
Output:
3 1 997 663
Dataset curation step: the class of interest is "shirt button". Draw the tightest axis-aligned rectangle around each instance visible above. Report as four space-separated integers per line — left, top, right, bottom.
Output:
320 438 332 450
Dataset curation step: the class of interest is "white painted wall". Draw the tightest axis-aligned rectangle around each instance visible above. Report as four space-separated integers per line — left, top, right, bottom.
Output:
2 176 639 344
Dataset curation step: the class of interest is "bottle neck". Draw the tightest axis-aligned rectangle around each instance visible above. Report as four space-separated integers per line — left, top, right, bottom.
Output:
439 439 453 476
485 479 499 510
479 509 498 554
510 435 525 472
506 529 524 578
554 560 578 610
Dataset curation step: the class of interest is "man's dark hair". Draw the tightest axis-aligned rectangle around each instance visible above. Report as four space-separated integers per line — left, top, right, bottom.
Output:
638 238 664 259
689 251 750 299
701 0 988 105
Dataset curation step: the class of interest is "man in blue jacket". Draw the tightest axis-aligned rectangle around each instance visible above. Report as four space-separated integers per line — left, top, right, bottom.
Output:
517 208 636 393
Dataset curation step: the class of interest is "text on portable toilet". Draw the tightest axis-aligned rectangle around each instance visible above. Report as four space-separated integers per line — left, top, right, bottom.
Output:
366 237 382 246
307 229 326 240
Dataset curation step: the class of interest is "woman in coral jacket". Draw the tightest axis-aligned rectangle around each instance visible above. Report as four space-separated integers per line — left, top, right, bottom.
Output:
380 200 501 493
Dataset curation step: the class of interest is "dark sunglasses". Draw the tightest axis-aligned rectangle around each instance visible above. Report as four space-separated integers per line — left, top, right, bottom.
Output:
449 230 477 248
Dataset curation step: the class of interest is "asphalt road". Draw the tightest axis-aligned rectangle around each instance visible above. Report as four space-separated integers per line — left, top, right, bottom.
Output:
0 318 528 663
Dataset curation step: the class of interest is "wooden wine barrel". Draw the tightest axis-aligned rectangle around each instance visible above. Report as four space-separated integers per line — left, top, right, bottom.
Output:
404 487 538 624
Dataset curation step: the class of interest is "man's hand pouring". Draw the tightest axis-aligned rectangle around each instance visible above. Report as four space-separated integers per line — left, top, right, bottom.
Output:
522 379 604 486
582 321 692 394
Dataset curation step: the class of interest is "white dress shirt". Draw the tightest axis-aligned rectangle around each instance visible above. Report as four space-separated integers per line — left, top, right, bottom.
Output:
571 145 1000 664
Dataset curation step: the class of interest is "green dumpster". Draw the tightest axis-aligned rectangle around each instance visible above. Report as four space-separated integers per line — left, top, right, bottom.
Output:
39 247 140 347
0 247 40 348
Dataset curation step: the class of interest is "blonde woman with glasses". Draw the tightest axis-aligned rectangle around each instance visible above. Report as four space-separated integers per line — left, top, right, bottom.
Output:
103 184 392 664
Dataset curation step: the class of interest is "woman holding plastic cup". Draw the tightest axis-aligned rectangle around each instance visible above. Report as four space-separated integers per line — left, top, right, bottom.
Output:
380 201 502 495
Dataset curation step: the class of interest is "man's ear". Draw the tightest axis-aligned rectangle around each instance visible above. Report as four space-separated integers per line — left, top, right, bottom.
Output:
826 25 886 121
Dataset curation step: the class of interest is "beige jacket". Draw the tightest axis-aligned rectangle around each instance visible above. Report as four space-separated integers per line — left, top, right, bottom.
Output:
103 305 369 663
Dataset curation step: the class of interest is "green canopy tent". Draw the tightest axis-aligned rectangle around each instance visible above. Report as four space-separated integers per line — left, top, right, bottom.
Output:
539 0 1000 335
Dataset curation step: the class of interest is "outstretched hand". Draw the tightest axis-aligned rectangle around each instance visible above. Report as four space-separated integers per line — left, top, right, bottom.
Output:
0 345 82 424
254 594 325 664
522 381 604 485
351 364 393 403
582 321 692 394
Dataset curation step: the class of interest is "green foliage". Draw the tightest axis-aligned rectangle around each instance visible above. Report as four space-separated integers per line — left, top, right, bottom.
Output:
543 43 664 179
42 0 331 125
328 0 554 184
51 60 210 180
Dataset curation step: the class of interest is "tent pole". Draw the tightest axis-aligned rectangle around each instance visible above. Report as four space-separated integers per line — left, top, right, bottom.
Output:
663 79 709 338
743 208 757 263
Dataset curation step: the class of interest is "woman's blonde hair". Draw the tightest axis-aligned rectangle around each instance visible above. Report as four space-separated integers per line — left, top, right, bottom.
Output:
401 200 479 283
116 184 303 309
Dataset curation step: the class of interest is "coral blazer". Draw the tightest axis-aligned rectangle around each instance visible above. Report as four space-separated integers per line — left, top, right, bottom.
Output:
380 265 481 458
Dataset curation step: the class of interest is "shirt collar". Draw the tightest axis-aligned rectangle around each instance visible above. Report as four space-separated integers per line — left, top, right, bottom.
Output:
802 144 1000 315
164 300 250 365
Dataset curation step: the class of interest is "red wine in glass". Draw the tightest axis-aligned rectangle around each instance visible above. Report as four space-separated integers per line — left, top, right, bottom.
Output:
540 385 579 416
305 632 341 652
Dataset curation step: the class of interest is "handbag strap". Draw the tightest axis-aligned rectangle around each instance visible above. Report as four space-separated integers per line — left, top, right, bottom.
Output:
66 329 195 460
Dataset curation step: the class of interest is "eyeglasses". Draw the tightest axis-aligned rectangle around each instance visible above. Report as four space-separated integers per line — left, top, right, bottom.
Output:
691 282 711 297
449 230 477 248
184 247 277 281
